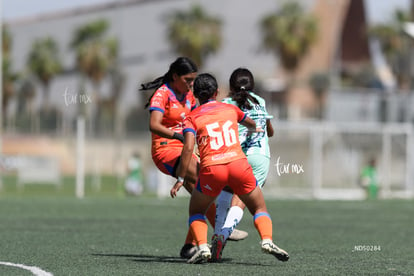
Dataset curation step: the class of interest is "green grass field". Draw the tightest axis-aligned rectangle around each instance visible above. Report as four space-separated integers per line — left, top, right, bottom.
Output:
0 190 413 275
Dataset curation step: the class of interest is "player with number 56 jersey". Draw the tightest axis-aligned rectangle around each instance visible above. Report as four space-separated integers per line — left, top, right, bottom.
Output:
171 73 289 264
183 101 247 168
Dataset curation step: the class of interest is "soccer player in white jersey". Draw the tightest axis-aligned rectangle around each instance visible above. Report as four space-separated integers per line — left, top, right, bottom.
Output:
212 68 275 262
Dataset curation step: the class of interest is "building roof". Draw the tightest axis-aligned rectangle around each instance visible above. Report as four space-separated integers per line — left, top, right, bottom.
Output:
6 0 175 26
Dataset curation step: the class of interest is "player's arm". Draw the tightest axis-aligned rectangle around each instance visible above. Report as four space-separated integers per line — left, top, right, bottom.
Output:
266 119 274 137
240 116 264 133
235 106 263 133
170 131 195 198
149 110 184 142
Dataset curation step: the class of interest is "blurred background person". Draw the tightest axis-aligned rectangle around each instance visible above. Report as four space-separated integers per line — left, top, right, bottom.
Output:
359 157 379 199
124 151 144 196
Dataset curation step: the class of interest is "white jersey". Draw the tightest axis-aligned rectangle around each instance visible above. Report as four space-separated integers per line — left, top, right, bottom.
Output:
222 92 273 158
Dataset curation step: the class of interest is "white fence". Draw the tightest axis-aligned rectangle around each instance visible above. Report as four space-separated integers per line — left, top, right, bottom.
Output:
264 121 414 199
2 121 413 200
0 155 61 189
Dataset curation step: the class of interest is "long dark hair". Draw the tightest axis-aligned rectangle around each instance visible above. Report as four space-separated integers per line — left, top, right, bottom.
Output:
193 73 218 104
140 57 198 108
229 67 259 110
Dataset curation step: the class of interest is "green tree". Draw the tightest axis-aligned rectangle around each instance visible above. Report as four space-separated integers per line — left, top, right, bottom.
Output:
2 25 18 122
16 78 37 132
369 9 412 89
71 20 117 87
27 37 62 108
27 37 62 132
309 72 330 119
70 19 119 135
167 4 222 67
260 2 318 74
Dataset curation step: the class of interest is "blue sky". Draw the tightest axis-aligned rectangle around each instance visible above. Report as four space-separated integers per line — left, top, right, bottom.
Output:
1 0 411 23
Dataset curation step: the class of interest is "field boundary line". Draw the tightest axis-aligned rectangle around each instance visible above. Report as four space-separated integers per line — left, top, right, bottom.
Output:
0 261 53 276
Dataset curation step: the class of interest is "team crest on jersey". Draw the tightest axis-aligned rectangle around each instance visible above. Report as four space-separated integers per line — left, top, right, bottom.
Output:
172 103 179 108
180 112 186 119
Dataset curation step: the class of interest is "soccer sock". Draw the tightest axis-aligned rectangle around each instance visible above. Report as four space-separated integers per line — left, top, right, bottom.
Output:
253 212 273 240
184 228 196 246
214 190 233 235
189 214 208 246
221 206 244 240
205 202 216 229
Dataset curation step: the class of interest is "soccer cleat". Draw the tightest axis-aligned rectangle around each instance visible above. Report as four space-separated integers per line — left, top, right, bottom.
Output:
210 234 226 262
187 245 211 264
228 229 249 241
180 243 197 259
261 239 289 262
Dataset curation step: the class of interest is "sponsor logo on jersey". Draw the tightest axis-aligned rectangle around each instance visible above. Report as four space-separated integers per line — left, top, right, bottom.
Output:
211 152 237 161
204 184 213 191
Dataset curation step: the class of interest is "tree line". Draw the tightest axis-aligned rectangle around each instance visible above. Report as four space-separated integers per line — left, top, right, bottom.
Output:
2 2 411 134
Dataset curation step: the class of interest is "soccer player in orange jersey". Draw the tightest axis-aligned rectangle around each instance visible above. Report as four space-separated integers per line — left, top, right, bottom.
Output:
170 73 289 264
140 57 216 259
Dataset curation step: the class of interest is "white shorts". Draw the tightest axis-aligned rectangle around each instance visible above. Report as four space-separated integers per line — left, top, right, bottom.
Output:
247 154 270 188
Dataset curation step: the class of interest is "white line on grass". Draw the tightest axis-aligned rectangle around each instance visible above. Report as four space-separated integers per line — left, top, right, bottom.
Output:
0 261 53 276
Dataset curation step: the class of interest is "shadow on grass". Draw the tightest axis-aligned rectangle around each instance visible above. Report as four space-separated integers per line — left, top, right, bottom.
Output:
92 253 185 264
92 253 272 266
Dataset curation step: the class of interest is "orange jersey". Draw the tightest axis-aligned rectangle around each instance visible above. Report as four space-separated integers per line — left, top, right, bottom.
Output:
149 84 197 153
183 101 247 167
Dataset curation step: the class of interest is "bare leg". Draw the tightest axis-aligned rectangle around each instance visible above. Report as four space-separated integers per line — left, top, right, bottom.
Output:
238 187 289 262
217 188 264 241
238 186 267 216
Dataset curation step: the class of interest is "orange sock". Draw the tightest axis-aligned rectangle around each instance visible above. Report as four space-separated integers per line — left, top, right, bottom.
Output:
253 212 272 240
184 228 196 245
205 202 216 228
189 214 208 246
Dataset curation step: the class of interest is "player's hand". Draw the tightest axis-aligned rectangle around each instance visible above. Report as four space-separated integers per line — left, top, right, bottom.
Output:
256 126 264 133
170 180 184 198
247 126 264 134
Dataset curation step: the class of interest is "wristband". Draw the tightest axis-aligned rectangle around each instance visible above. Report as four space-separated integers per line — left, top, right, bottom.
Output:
172 132 184 143
177 176 185 183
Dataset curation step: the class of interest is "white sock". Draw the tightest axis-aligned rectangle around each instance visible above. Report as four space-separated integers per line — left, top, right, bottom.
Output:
214 190 233 235
221 206 244 240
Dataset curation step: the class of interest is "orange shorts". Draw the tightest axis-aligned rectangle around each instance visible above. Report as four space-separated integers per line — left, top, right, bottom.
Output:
197 158 257 197
152 147 198 178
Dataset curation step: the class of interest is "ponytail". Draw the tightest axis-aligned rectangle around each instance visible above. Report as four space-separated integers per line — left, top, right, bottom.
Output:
140 76 164 91
231 86 259 110
229 68 259 110
140 74 169 109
